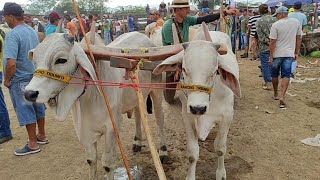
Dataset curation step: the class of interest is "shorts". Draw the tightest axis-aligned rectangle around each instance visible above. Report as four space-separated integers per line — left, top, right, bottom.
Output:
271 57 294 78
9 80 46 126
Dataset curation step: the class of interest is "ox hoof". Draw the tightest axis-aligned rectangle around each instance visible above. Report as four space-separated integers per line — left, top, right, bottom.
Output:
132 144 142 152
160 155 170 164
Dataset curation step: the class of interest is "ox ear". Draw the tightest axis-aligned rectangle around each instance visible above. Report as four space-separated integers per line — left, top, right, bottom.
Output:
28 49 35 61
218 59 241 97
74 44 98 82
153 50 183 75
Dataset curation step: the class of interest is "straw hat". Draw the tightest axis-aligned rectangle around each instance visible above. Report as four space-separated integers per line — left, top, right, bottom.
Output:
169 0 191 8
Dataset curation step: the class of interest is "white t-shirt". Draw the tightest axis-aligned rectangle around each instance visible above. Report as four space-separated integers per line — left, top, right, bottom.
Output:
269 17 302 58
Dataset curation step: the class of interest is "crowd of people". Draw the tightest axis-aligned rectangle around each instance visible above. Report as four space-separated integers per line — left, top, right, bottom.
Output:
0 0 308 158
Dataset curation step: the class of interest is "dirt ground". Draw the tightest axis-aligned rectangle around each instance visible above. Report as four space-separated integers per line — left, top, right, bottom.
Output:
0 54 319 180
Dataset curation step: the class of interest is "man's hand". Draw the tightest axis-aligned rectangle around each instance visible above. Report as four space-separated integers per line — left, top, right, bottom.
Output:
4 80 11 88
294 53 299 61
226 9 237 16
268 57 273 65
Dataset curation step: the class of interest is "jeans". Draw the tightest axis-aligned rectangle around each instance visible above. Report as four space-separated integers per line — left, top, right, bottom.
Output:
231 33 236 53
104 31 112 45
259 51 272 82
241 32 248 50
0 72 12 137
110 30 114 41
271 57 294 78
9 79 46 126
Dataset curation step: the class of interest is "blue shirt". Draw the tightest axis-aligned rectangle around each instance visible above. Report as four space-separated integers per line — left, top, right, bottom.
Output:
128 17 135 31
3 24 39 84
45 23 57 36
288 12 307 27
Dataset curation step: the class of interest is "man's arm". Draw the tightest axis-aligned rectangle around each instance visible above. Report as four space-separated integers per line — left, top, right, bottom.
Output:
295 35 302 60
269 39 276 58
4 59 16 88
195 10 237 24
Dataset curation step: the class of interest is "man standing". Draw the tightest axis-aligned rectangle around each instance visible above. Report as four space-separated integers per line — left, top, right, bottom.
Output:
0 30 12 144
32 18 45 42
162 0 236 46
103 15 112 45
239 9 249 50
246 10 261 60
269 6 302 109
45 11 62 36
288 2 307 29
3 3 47 155
128 14 135 32
256 4 276 90
288 1 307 77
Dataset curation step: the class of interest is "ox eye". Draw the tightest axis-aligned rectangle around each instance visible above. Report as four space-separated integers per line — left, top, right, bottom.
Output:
55 58 68 65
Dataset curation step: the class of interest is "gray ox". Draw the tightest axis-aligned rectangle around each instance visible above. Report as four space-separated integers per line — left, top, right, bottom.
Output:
24 32 168 179
153 23 241 180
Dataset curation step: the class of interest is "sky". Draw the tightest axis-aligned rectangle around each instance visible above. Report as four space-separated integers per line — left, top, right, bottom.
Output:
0 0 267 10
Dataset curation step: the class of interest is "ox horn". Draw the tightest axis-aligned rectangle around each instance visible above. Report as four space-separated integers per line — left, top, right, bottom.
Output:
201 22 213 42
201 22 227 55
64 33 75 44
56 19 63 33
89 20 96 45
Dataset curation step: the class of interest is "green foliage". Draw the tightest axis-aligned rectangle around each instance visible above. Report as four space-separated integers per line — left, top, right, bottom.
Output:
310 51 320 58
25 0 109 15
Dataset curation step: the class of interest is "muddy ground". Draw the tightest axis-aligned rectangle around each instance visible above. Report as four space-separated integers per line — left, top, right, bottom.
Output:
0 54 319 180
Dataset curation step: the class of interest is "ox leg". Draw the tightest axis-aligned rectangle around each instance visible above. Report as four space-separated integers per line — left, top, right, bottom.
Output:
85 142 98 180
214 114 232 180
182 110 199 180
150 89 168 163
102 126 117 180
132 107 143 152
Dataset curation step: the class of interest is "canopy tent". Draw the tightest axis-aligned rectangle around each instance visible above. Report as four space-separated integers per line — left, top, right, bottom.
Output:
266 0 320 7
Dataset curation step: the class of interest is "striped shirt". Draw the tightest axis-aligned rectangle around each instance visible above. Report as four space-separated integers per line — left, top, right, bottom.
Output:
248 15 261 37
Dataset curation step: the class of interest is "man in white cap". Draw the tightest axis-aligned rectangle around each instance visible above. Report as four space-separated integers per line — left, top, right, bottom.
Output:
162 0 236 45
32 17 45 42
269 6 302 109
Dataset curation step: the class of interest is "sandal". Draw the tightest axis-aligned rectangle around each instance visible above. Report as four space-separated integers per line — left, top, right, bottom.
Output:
14 144 41 156
37 137 49 145
279 100 287 109
272 96 280 100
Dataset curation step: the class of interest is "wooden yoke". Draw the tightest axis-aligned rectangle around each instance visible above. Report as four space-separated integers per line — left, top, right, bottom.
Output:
79 43 184 62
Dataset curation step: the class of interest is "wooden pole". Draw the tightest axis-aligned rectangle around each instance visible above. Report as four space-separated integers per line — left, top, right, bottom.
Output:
131 66 167 180
72 1 133 179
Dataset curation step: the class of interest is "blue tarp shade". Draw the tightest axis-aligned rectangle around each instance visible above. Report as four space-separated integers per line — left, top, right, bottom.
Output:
266 0 320 7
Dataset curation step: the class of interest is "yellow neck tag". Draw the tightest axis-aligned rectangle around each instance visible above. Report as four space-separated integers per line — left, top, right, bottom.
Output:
177 84 212 94
34 69 72 83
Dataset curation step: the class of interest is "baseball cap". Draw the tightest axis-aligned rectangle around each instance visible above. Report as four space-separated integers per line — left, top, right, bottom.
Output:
150 10 160 15
275 6 288 15
3 2 24 16
293 2 302 10
48 11 61 20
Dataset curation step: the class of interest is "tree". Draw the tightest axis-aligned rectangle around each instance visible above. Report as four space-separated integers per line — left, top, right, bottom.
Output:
25 0 109 15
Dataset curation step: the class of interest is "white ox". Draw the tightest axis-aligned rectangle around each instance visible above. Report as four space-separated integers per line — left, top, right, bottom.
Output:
153 24 241 180
24 32 168 179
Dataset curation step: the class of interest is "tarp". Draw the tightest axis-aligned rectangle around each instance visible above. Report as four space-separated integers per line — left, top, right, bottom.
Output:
266 0 320 7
